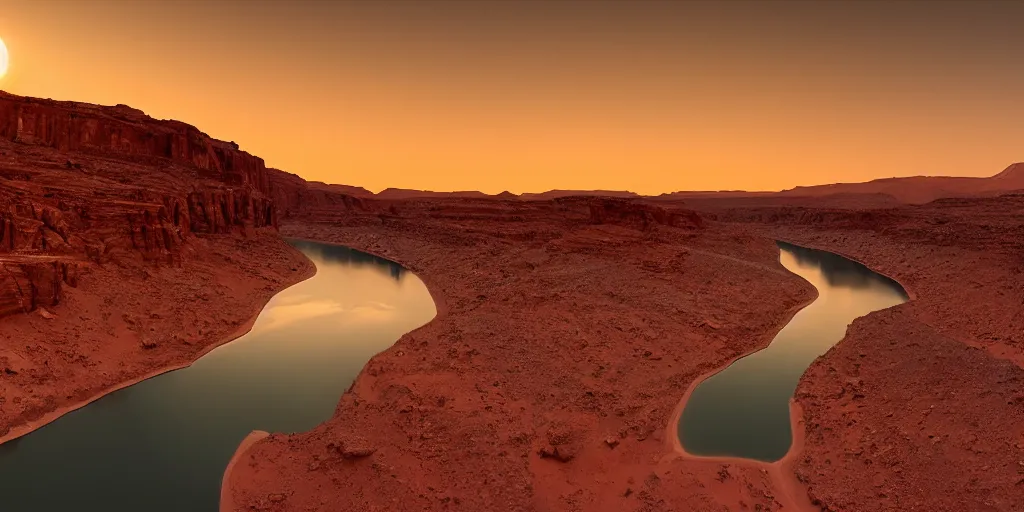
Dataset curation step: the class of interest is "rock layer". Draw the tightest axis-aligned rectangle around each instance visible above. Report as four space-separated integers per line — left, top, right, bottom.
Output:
0 92 312 442
0 91 284 320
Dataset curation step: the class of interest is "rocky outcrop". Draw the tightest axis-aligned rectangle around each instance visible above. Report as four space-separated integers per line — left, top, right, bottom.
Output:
268 168 368 219
579 197 703 231
375 188 494 200
0 259 82 317
706 206 899 231
0 91 282 318
520 189 641 201
771 162 1024 204
0 92 270 193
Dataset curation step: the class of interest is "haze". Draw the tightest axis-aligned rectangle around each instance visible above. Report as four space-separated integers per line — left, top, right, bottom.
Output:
1 0 1022 195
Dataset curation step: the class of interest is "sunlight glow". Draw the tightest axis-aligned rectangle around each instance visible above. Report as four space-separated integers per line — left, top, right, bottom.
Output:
0 37 8 78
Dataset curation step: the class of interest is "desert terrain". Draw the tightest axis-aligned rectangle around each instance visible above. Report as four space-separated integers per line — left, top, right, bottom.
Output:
223 196 821 511
221 186 1024 511
1 91 1022 511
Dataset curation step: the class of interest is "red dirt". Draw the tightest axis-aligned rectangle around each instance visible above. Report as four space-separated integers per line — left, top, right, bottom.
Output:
0 91 313 441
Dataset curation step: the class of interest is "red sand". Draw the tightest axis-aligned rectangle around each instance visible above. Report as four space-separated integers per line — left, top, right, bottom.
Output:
221 430 271 512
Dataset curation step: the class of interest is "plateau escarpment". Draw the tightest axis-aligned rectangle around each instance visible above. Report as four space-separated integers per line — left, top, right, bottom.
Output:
0 92 312 441
267 168 370 220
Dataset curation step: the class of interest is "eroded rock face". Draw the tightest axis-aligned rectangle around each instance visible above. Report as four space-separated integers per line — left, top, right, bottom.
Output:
268 168 368 219
0 93 269 191
0 260 82 317
579 197 704 231
0 91 283 318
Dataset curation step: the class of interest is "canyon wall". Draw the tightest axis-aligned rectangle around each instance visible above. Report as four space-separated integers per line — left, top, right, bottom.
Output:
0 92 282 318
267 168 368 219
0 92 270 192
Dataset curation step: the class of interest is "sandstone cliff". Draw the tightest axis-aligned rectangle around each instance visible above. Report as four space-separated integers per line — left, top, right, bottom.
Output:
268 168 369 219
0 91 280 318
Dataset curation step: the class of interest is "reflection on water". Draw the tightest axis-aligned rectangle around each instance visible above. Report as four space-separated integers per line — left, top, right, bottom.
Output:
678 241 908 462
290 239 406 282
0 240 435 512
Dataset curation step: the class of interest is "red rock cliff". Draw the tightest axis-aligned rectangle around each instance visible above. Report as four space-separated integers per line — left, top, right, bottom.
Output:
0 91 280 318
0 92 270 193
268 168 370 219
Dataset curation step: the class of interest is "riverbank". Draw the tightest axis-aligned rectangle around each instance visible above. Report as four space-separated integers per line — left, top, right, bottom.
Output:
222 198 818 511
0 233 315 445
667 239 909 512
220 430 270 512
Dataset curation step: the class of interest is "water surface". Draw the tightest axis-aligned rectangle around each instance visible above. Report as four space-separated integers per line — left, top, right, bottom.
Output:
678 241 908 462
0 240 435 511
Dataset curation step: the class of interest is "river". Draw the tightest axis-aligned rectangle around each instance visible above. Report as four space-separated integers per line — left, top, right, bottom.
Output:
678 241 909 462
0 240 435 511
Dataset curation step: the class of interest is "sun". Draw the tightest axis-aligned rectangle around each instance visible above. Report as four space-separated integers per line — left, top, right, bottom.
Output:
0 37 8 78
0 37 8 79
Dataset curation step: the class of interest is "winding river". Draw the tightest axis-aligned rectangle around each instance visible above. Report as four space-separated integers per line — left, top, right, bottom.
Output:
0 240 436 511
678 241 909 462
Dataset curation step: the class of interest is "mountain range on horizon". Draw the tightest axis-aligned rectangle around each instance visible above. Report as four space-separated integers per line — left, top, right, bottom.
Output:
307 162 1024 205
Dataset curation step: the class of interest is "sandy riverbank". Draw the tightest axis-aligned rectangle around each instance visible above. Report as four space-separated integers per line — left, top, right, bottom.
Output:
220 430 271 512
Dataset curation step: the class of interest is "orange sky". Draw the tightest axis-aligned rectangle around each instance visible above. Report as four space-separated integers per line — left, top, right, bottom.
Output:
1 1 1022 195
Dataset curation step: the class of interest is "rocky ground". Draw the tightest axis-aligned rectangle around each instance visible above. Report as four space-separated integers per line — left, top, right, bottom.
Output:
223 197 819 511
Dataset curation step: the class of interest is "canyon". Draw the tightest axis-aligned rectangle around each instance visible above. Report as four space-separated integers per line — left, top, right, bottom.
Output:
224 190 1024 512
1 91 1021 511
